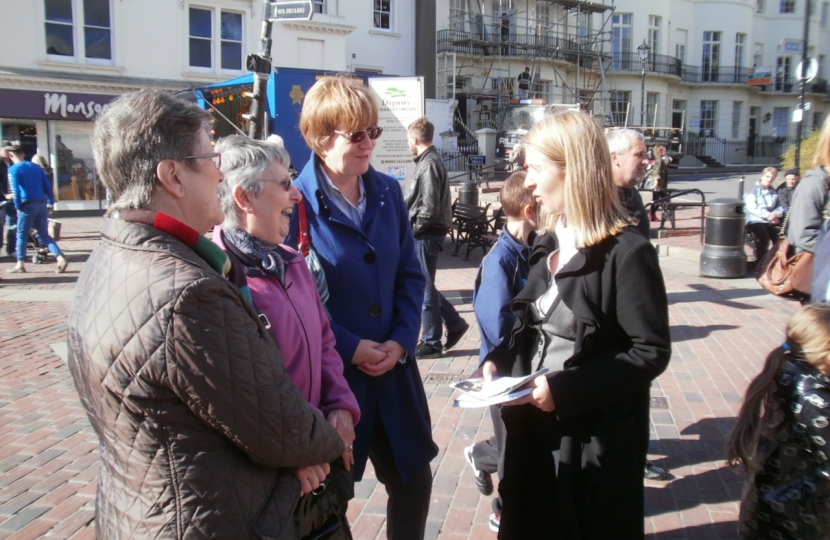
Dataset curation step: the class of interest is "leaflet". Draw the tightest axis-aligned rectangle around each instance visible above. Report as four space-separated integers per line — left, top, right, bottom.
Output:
450 368 549 408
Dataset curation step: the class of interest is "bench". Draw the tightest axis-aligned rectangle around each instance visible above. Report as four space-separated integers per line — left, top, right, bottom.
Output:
450 200 497 260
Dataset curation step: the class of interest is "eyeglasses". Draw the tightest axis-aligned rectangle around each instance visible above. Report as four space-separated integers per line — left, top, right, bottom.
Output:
260 177 293 191
333 126 383 144
184 152 222 169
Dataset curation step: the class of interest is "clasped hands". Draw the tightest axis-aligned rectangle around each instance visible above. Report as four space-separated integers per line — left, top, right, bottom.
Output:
477 360 556 413
294 408 355 496
351 339 404 377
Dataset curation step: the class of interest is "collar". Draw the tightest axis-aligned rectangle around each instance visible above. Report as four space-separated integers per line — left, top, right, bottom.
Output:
413 145 437 164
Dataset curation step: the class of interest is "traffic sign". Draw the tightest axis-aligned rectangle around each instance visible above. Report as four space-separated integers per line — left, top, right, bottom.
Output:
795 58 819 83
265 1 313 21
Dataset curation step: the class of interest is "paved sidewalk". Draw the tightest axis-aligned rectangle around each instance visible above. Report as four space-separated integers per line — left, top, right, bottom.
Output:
0 215 802 539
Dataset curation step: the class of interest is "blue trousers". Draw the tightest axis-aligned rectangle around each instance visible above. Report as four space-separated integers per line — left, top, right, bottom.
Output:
414 235 464 349
16 202 62 262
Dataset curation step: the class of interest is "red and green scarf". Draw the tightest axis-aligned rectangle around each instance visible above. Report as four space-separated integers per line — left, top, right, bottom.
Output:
116 210 251 302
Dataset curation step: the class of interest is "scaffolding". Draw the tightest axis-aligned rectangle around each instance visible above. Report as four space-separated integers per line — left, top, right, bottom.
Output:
437 0 617 137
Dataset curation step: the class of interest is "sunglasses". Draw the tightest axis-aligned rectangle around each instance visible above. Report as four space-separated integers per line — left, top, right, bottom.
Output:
333 126 383 144
184 152 222 169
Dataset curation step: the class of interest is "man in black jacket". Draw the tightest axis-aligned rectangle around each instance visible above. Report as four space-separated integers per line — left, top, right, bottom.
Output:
405 117 469 359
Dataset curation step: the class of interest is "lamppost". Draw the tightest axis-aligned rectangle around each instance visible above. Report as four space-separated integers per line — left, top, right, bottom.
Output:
638 39 651 127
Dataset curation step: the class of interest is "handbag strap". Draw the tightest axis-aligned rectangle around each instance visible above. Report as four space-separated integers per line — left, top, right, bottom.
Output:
297 200 311 257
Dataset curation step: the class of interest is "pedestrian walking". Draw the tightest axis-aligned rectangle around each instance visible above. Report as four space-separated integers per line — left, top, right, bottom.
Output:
405 116 469 360
5 144 67 273
727 303 830 540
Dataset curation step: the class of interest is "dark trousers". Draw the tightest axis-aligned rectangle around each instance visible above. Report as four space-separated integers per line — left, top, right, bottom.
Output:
471 404 506 515
747 221 779 262
368 416 432 540
414 236 465 349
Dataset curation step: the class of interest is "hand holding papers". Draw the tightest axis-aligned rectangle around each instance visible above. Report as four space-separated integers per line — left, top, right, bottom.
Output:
450 368 549 408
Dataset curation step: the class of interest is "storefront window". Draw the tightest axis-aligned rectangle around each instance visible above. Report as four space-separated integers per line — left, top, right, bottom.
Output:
52 121 98 203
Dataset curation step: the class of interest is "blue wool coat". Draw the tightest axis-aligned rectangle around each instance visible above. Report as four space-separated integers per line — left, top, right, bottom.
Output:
287 153 437 482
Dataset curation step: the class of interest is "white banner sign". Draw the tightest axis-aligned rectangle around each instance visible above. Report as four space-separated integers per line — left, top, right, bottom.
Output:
368 77 424 183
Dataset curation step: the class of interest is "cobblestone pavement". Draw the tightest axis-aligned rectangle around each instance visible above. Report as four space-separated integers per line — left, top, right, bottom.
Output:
0 213 801 539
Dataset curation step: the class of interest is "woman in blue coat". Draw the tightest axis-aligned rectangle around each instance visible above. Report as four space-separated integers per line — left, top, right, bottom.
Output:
286 76 437 540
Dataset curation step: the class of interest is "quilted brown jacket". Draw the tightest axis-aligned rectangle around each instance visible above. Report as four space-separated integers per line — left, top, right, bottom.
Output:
67 217 344 539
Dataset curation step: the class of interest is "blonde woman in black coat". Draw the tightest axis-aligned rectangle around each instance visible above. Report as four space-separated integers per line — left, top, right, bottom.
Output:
482 111 672 539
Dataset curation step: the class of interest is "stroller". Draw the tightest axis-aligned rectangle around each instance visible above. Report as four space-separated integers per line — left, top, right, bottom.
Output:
25 219 61 264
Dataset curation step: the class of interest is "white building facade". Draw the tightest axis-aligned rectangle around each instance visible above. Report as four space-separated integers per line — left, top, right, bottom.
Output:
432 0 830 164
0 0 415 210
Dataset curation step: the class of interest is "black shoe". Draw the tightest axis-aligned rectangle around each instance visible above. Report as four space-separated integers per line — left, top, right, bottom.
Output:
444 321 470 350
464 445 493 495
415 343 441 359
644 460 673 481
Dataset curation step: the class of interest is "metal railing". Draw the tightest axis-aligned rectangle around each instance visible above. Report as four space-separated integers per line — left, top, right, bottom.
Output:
645 188 707 244
680 132 794 165
612 52 682 77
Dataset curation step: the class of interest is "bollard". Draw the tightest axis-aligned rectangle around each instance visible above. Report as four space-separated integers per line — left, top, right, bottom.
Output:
459 181 479 206
700 198 747 278
737 176 745 199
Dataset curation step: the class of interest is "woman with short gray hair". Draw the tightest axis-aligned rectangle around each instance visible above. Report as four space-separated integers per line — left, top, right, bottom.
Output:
214 135 361 537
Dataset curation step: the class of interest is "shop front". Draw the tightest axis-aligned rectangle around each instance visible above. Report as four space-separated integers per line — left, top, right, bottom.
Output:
0 88 119 211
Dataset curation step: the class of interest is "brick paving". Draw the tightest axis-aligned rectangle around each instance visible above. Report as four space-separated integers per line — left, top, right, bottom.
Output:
0 212 803 539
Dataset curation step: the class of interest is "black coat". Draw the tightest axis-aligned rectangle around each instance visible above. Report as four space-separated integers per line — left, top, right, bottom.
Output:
489 228 671 540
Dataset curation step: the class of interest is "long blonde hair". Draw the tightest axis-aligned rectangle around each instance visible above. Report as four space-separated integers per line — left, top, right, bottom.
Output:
813 113 830 168
522 111 632 247
726 304 830 472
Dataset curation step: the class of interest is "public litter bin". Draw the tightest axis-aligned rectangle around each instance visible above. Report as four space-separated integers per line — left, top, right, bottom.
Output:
699 198 747 278
459 181 479 206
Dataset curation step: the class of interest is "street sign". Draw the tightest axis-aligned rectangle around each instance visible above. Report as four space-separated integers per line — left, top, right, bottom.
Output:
468 155 486 167
795 58 819 83
265 1 313 21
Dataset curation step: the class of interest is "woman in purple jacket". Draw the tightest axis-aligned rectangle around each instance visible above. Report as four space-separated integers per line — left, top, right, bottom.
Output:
213 136 360 530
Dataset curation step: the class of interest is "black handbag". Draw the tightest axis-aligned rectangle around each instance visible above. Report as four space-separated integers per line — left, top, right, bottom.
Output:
294 459 354 540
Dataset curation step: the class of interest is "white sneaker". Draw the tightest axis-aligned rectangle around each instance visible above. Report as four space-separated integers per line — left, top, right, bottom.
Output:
464 444 493 496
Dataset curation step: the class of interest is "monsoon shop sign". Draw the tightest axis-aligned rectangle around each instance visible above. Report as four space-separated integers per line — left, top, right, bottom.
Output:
44 93 110 119
0 89 117 121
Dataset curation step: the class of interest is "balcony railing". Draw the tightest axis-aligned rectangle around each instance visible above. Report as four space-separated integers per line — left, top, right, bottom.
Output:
612 52 683 77
680 65 750 84
437 29 606 66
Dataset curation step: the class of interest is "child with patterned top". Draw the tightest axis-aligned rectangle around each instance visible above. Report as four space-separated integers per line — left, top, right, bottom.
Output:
727 304 830 540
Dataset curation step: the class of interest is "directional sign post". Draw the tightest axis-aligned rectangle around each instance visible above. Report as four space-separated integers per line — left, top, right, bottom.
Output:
265 1 313 21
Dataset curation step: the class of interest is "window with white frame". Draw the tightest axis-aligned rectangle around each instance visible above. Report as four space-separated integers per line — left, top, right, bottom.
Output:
537 80 552 102
611 14 632 70
754 43 763 67
702 31 721 82
374 0 391 29
450 0 466 30
648 16 661 55
773 107 789 136
735 33 745 69
611 91 631 125
312 0 325 14
44 0 112 62
220 12 242 70
776 56 792 90
822 2 828 26
675 29 687 63
700 100 717 135
732 101 742 138
780 0 795 13
534 3 550 33
757 0 765 12
189 7 243 71
646 92 659 126
576 12 591 44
